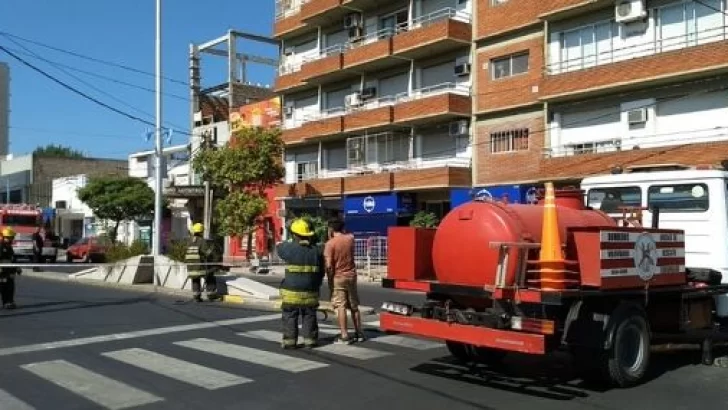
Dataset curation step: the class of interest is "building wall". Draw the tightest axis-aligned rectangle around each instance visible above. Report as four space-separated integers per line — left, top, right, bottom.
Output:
0 63 8 157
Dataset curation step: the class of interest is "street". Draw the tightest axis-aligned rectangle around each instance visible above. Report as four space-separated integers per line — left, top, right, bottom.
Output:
1 275 728 410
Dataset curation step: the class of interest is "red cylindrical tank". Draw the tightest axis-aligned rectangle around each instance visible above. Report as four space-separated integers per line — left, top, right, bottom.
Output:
432 190 615 288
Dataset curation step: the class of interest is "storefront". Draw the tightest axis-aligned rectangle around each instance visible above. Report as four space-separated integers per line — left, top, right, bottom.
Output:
343 192 416 238
450 184 541 208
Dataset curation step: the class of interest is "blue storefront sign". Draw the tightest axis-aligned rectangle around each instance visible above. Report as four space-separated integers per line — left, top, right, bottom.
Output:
344 192 415 216
450 185 541 208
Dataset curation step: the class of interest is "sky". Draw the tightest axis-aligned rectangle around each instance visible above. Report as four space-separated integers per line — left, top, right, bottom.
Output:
0 0 278 160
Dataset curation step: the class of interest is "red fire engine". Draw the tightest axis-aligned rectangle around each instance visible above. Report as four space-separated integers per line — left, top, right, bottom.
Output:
380 183 728 387
0 204 42 234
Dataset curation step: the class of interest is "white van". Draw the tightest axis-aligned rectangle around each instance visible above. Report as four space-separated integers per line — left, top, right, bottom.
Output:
580 167 728 316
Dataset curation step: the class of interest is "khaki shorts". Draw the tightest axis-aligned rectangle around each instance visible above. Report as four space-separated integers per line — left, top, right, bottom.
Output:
330 275 359 310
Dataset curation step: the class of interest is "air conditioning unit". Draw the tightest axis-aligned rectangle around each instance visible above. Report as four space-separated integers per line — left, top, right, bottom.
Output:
284 105 294 116
615 0 647 24
283 47 294 56
627 107 647 124
345 92 362 108
449 119 469 136
344 13 362 29
361 87 376 99
454 63 471 76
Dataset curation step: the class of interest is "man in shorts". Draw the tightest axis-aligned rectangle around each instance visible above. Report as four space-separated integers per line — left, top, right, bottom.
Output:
324 218 364 344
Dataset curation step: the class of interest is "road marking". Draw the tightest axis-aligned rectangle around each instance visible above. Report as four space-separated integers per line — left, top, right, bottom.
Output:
239 329 392 360
0 313 280 357
175 338 328 373
102 348 252 390
0 389 35 410
316 325 442 350
21 360 163 410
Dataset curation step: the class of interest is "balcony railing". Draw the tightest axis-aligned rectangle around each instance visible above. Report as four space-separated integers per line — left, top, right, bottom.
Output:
275 0 310 21
278 7 471 73
545 25 728 76
282 81 470 130
305 156 471 181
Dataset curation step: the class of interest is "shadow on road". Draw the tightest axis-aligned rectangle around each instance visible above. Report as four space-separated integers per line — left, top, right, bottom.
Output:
410 349 712 401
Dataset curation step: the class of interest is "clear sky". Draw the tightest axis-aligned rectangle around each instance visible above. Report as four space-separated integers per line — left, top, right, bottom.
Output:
0 0 277 160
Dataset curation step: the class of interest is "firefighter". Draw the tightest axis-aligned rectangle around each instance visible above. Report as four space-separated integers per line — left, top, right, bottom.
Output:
276 218 325 349
185 223 222 302
0 227 20 309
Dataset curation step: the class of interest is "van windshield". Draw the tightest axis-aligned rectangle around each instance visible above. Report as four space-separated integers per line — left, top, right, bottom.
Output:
587 187 642 213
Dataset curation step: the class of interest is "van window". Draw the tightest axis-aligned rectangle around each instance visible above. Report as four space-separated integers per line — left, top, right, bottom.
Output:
587 187 642 212
647 183 709 212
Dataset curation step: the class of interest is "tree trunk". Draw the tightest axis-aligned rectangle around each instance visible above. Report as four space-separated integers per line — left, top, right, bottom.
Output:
246 231 253 262
110 220 120 244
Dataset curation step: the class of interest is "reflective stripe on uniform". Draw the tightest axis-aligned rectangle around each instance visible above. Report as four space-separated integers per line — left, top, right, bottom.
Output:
286 265 319 273
279 289 319 307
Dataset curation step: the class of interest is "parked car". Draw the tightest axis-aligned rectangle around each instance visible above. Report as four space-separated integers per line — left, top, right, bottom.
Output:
42 235 61 263
11 233 35 262
66 236 111 263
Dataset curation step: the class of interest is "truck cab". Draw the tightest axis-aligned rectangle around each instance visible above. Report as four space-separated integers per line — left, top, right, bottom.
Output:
581 166 728 314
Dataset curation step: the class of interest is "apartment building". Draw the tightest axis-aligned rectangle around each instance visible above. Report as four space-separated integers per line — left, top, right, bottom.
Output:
273 0 475 232
475 0 728 186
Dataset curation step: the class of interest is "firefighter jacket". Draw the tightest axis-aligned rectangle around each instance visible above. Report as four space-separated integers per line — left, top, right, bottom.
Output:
0 242 18 277
276 240 324 307
184 236 219 278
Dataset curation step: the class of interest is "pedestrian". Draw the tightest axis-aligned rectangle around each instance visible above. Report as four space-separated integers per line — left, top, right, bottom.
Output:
324 218 364 344
184 223 221 303
276 218 325 349
31 225 44 272
0 227 21 309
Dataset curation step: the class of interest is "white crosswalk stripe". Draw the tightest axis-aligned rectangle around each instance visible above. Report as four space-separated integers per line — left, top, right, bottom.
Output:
0 389 35 410
238 329 392 360
102 348 253 390
21 359 163 410
175 338 329 373
316 325 442 350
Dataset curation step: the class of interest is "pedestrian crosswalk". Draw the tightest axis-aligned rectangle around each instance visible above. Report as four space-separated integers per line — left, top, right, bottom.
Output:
0 314 444 410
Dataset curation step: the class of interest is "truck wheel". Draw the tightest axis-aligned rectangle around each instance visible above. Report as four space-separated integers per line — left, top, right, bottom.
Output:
603 312 651 387
446 341 471 362
469 346 507 366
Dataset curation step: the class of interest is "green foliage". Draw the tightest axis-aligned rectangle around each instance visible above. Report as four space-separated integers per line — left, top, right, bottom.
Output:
410 211 439 228
215 191 268 237
77 176 155 242
300 214 328 245
166 240 189 262
104 240 149 263
192 127 285 237
34 144 85 158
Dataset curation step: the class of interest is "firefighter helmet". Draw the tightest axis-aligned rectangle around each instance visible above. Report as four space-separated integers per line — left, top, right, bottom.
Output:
290 219 314 237
191 223 204 234
1 227 15 238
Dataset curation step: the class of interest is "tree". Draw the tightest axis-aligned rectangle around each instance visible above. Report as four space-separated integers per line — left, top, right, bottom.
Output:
34 144 85 158
77 176 155 243
192 126 285 239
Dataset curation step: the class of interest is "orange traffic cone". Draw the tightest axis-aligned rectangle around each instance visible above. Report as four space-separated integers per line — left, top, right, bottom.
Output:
537 182 569 290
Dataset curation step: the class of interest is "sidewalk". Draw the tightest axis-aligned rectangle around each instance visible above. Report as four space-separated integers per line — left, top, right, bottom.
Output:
20 269 377 316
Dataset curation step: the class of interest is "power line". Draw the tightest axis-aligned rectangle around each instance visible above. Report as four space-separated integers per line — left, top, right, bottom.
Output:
0 45 193 138
0 30 189 86
1 45 189 102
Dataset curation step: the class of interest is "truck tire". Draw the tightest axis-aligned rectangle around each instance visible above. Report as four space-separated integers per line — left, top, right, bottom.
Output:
602 311 651 387
446 341 471 362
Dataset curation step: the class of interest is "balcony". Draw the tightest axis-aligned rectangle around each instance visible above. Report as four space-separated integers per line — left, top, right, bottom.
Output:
392 82 471 125
542 26 728 101
300 0 348 26
274 63 309 93
281 110 344 144
299 45 346 84
392 9 472 60
274 0 309 38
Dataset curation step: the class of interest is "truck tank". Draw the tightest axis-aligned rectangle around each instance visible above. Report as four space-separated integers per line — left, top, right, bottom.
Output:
431 189 616 288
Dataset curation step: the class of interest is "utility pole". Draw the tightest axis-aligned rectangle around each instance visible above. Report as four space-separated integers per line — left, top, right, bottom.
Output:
152 0 163 256
201 127 216 240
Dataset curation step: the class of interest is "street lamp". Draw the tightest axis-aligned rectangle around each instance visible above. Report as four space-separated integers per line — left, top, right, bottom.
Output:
152 0 163 256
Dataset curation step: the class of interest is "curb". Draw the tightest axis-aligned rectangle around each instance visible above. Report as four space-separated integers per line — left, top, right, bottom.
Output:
22 271 377 316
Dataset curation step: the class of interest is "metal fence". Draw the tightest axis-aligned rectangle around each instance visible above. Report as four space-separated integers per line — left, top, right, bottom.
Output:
354 236 388 281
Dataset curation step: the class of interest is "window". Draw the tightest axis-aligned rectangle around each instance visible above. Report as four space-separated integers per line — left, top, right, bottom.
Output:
647 183 709 212
346 133 409 167
491 0 508 6
565 140 620 155
491 53 529 79
489 129 529 153
2 215 41 226
587 187 642 213
296 161 318 182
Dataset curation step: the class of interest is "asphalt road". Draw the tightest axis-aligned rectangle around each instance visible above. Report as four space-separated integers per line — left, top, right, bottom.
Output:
3 275 728 409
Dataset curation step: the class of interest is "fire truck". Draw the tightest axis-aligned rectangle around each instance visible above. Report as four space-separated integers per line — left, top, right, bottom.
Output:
379 180 728 387
0 204 46 261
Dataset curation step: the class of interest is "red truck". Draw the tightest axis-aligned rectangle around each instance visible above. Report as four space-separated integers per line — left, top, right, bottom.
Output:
379 183 728 387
